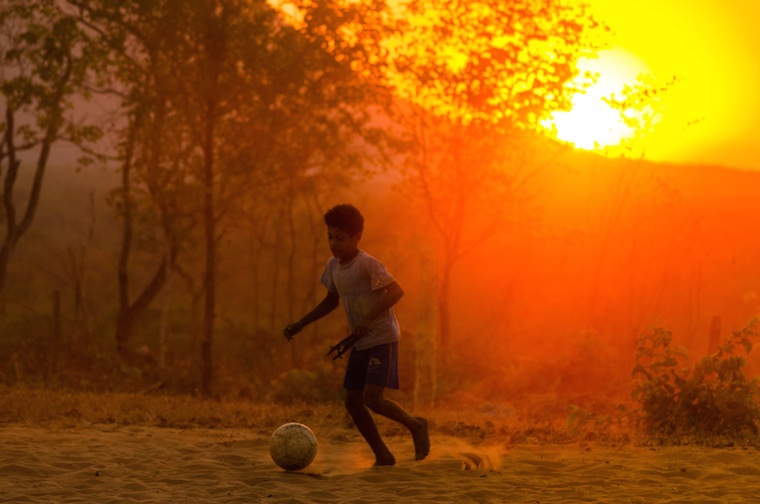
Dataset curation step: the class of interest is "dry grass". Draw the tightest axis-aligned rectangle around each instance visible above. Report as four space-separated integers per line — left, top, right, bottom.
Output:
0 385 637 446
0 385 336 432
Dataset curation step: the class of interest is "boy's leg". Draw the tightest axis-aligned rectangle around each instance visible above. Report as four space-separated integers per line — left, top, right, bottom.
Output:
345 389 396 466
364 385 430 461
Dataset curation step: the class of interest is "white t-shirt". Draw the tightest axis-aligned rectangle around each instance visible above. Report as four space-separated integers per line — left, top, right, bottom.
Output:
320 250 400 351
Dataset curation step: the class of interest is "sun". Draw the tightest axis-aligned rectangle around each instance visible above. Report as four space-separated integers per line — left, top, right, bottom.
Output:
546 47 654 150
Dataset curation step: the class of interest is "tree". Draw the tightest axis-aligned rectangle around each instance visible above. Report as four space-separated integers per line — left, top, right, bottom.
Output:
0 0 101 301
228 0 395 366
388 0 602 366
72 0 395 394
66 0 199 364
171 0 365 395
70 0 270 391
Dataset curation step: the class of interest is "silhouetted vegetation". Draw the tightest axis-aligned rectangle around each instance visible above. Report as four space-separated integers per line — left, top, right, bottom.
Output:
0 0 103 297
632 319 760 443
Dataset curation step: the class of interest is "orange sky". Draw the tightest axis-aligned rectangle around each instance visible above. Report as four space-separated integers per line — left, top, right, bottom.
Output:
585 0 760 171
383 0 760 170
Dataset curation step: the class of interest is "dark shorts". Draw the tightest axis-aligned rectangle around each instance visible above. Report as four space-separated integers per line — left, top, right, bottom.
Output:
343 342 400 391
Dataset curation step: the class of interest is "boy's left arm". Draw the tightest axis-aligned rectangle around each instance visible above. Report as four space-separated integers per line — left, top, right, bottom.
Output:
353 281 404 338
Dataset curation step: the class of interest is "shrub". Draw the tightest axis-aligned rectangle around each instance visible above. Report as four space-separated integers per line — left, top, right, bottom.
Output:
631 318 760 442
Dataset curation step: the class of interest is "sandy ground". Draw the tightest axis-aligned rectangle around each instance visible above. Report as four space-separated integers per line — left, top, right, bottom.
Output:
1 425 759 503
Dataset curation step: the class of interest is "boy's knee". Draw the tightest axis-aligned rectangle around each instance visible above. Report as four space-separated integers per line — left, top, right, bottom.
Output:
363 389 384 413
345 391 364 413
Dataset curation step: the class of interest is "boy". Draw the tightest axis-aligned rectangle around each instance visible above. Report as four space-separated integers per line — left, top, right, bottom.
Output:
283 204 429 466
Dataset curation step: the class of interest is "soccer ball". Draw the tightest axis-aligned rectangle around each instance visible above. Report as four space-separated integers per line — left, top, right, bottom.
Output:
269 422 318 471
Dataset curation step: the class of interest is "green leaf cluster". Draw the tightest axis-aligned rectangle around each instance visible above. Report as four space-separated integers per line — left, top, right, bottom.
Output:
632 319 760 442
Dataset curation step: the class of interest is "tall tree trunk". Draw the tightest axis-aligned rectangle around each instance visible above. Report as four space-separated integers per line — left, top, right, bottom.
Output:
116 132 134 355
415 239 438 411
196 6 230 396
286 188 299 368
50 290 62 382
158 241 174 378
0 104 56 297
115 110 168 356
269 210 282 336
200 105 217 396
437 260 452 369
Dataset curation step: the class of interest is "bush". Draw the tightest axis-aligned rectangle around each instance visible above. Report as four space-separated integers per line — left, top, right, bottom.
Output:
632 318 760 442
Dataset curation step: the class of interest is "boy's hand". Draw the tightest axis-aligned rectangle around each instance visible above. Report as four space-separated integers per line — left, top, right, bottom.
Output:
327 333 360 359
283 321 304 341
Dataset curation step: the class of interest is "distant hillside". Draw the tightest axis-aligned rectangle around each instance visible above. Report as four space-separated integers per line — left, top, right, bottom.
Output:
507 143 760 364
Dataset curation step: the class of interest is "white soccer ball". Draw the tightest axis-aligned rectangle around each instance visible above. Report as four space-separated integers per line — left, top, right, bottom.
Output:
269 422 318 471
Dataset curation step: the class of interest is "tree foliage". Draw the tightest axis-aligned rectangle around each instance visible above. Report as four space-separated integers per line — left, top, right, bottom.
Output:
63 0 396 393
0 0 619 400
387 0 603 365
390 0 601 127
0 0 102 296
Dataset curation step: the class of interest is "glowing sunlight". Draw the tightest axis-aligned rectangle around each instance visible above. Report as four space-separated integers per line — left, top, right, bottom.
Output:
546 47 654 150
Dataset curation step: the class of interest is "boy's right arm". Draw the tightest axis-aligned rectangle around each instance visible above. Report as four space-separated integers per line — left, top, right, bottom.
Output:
283 290 340 341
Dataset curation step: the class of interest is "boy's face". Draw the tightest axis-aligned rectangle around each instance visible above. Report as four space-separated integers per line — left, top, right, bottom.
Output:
327 226 361 263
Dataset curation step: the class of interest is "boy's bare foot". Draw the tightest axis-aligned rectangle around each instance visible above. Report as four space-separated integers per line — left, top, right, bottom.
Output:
373 452 396 466
412 417 430 460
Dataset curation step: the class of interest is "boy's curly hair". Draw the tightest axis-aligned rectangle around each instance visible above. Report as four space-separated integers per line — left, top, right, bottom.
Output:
324 204 364 236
